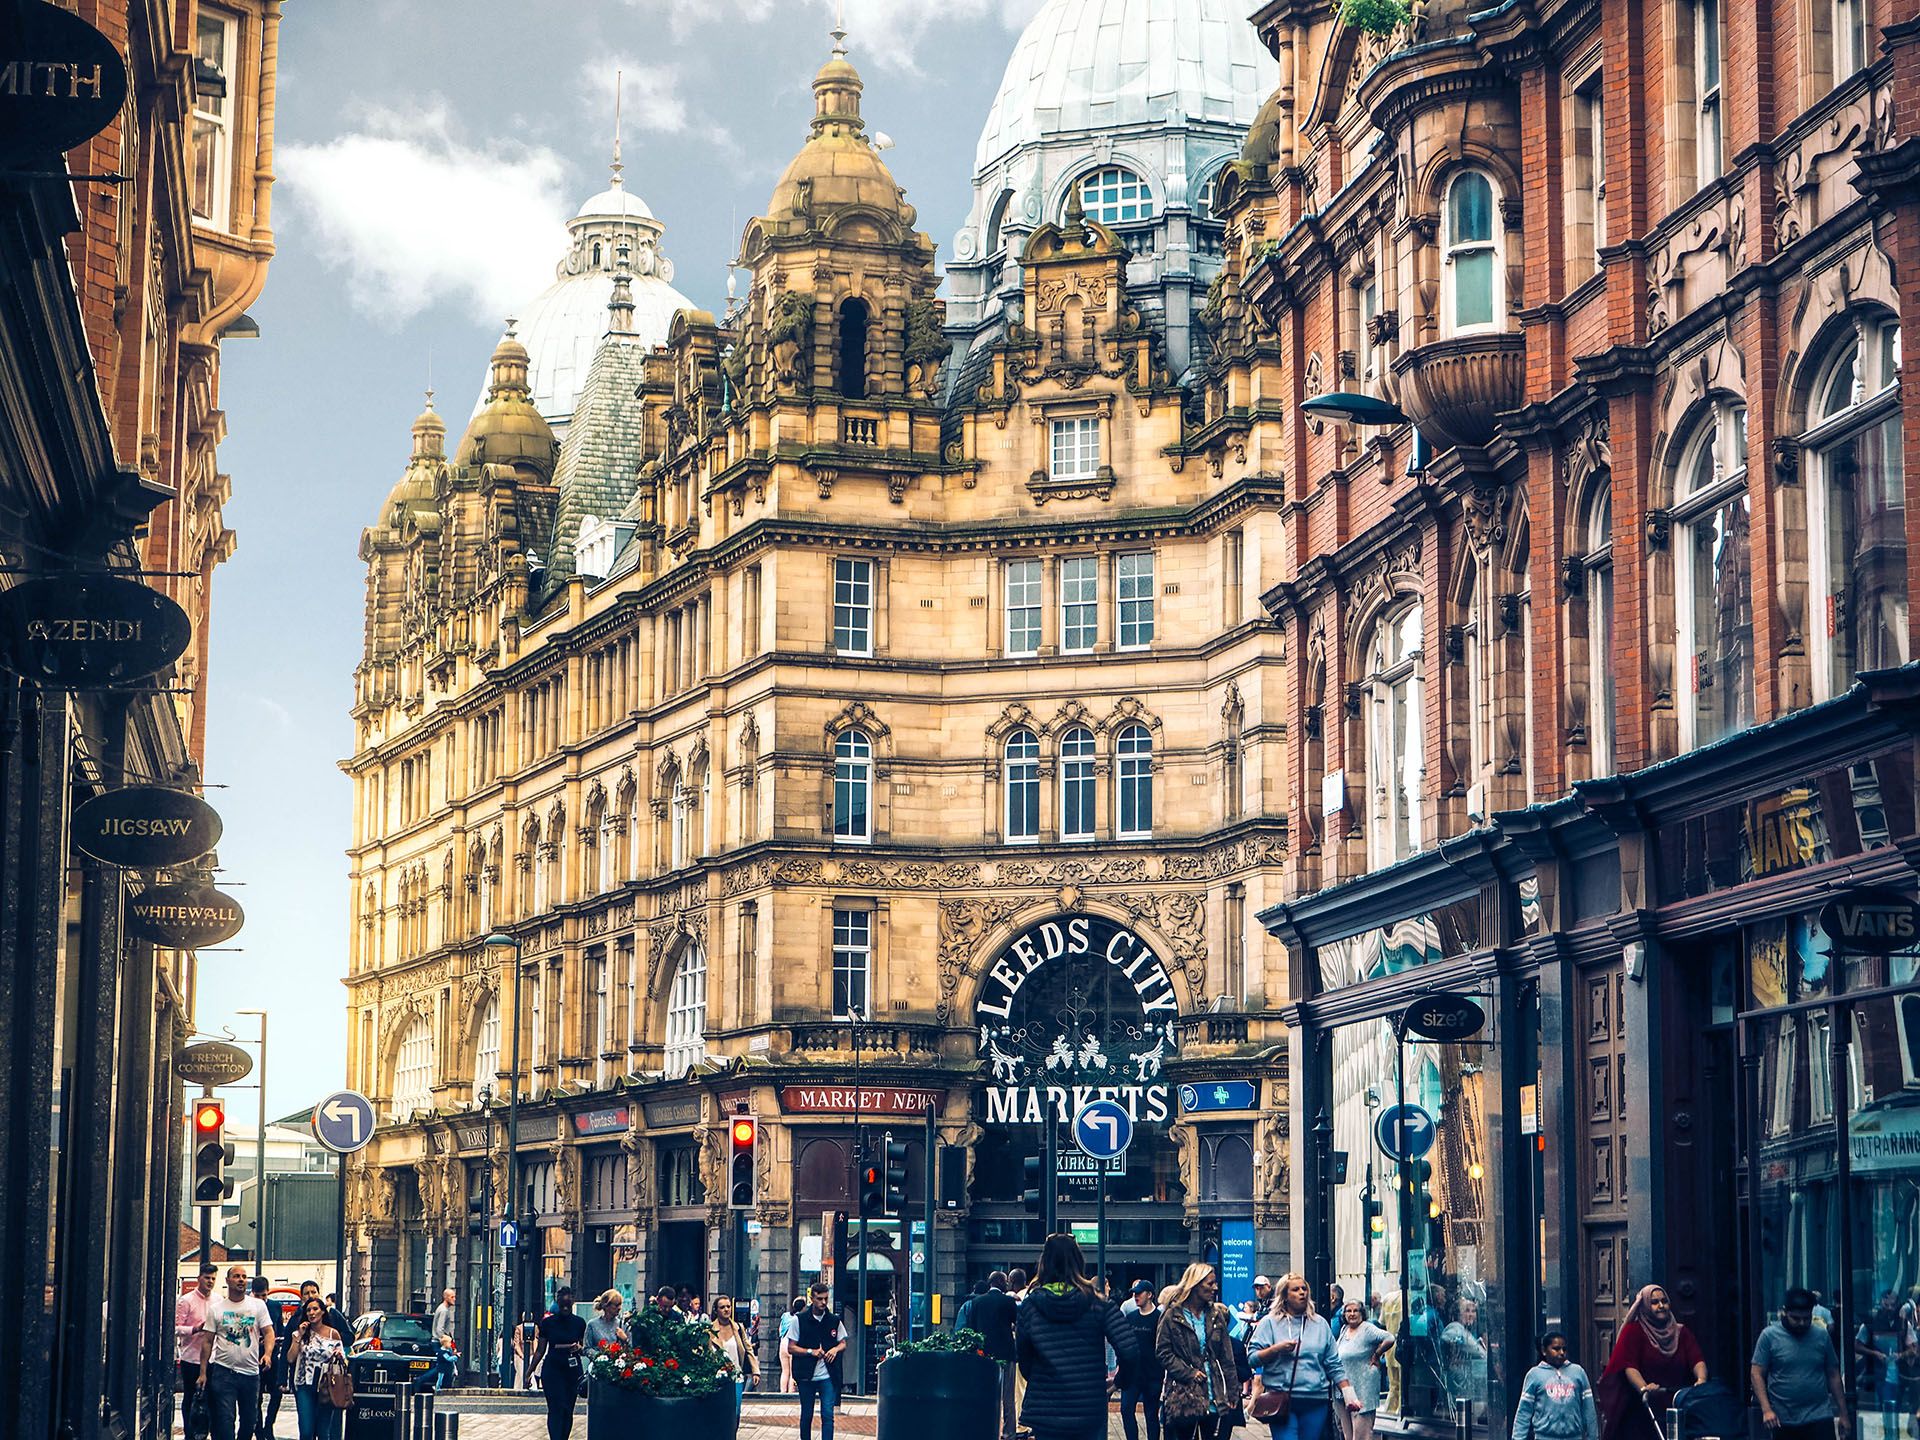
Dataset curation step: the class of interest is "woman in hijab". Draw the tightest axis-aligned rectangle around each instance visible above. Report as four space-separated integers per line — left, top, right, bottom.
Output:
1597 1285 1707 1440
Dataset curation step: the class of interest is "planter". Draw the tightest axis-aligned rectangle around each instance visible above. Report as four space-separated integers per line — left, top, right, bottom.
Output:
878 1351 999 1440
587 1377 738 1440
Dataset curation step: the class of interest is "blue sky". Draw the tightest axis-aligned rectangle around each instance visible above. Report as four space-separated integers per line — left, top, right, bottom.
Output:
200 0 1048 1125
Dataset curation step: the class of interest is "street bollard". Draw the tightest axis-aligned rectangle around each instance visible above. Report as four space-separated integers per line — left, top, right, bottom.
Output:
1663 1407 1682 1440
1454 1397 1471 1440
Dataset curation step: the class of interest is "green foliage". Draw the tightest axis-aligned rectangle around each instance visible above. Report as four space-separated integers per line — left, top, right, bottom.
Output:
890 1327 988 1358
584 1306 735 1397
1342 0 1413 36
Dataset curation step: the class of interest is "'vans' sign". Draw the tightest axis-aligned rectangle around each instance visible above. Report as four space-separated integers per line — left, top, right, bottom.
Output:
1818 886 1920 956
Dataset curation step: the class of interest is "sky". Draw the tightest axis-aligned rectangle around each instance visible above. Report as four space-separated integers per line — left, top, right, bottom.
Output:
198 0 1051 1128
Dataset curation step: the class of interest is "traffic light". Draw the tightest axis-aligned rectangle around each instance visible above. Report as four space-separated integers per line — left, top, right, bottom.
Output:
729 1115 759 1210
858 1143 885 1218
468 1194 487 1237
191 1098 234 1205
881 1135 908 1217
1022 1155 1043 1217
1363 1188 1384 1237
1402 1159 1438 1242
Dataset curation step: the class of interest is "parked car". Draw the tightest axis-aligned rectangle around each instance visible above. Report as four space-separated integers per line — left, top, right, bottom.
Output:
348 1311 448 1392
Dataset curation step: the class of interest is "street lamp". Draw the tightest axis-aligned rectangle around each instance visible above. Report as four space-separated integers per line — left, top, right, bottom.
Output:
1299 392 1428 473
238 1009 268 1282
476 1082 494 1387
1362 1086 1382 1319
483 931 522 1382
1310 1106 1334 1301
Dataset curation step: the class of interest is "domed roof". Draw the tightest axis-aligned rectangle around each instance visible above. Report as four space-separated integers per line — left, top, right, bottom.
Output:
375 393 447 529
457 328 558 474
763 33 914 230
574 184 654 223
974 0 1277 171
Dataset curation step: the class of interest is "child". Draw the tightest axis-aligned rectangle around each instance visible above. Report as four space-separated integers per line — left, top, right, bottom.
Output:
1514 1332 1601 1440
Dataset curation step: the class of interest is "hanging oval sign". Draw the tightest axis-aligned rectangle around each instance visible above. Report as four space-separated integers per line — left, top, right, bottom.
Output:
72 786 221 867
1818 886 1920 956
1401 991 1487 1043
0 1 132 163
0 573 192 687
176 1040 254 1087
125 882 244 949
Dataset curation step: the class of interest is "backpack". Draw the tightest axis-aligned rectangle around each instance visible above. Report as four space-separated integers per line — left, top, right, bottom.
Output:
1670 1380 1746 1440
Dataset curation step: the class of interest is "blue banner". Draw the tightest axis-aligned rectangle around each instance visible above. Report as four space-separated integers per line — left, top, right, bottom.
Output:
1179 1080 1258 1113
1219 1219 1256 1308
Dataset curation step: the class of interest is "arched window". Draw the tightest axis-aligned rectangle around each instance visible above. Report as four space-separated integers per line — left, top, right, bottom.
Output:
1004 729 1040 843
985 189 1013 256
663 945 707 1079
391 1015 434 1120
1366 603 1425 866
1807 319 1906 700
1443 170 1499 334
1675 400 1754 748
1077 167 1153 225
1195 167 1221 220
1059 726 1096 841
472 996 500 1096
833 729 872 843
838 298 870 401
1580 487 1616 776
1115 724 1154 839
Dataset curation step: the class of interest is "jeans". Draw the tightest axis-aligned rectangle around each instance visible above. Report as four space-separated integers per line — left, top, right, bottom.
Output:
207 1366 262 1440
541 1364 580 1440
180 1363 209 1440
1121 1374 1164 1440
294 1386 342 1440
800 1375 838 1440
1270 1396 1335 1440
998 1360 1019 1440
1169 1419 1220 1440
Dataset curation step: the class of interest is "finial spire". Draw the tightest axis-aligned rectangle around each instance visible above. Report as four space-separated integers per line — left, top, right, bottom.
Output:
423 385 436 411
831 0 847 55
611 69 624 186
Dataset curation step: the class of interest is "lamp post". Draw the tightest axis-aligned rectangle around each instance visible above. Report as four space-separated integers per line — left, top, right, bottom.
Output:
1310 1106 1334 1301
238 1009 268 1281
1362 1085 1381 1318
477 1082 494 1388
483 932 523 1379
849 1006 871 1394
1299 392 1427 473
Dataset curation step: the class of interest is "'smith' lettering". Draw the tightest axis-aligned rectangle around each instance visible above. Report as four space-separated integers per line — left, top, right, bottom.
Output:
0 61 106 98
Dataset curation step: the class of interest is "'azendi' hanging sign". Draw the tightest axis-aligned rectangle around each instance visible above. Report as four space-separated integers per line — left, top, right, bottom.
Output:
125 882 244 949
72 787 222 868
0 574 192 687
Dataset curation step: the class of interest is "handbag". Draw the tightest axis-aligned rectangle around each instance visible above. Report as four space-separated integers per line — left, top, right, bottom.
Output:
1250 1318 1304 1422
321 1356 354 1410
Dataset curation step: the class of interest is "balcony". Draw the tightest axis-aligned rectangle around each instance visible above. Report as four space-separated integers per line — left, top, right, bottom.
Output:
841 415 880 447
1389 331 1525 449
788 1021 946 1056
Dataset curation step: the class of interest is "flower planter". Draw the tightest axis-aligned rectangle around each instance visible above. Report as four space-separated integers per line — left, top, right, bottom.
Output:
877 1351 999 1440
587 1377 739 1440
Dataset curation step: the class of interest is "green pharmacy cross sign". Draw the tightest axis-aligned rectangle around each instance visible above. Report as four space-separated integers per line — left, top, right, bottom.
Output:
1178 1080 1259 1114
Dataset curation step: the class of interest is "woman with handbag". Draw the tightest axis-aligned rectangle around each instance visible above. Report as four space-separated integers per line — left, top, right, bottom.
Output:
1155 1263 1241 1440
285 1297 347 1440
1248 1275 1361 1440
710 1296 759 1401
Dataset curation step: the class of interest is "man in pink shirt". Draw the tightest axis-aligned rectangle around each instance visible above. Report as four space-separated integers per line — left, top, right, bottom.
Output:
176 1264 219 1440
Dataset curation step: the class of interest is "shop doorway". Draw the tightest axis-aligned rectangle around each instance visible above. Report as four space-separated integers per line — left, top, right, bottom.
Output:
657 1220 706 1299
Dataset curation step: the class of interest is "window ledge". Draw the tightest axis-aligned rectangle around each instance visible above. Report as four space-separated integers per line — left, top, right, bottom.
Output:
1028 465 1116 506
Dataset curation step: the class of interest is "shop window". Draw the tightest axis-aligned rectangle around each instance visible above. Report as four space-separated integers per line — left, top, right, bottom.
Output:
1004 729 1040 843
472 997 500 1096
1580 487 1616 775
1806 320 1906 701
1050 417 1100 481
1116 724 1154 838
832 557 873 656
390 1016 434 1120
1076 166 1153 225
1061 556 1098 652
832 906 872 1019
1005 559 1042 656
658 1144 704 1208
1674 401 1754 749
1117 551 1155 649
1443 171 1500 335
1060 726 1096 841
663 944 707 1079
838 298 870 401
1365 602 1426 867
832 729 872 843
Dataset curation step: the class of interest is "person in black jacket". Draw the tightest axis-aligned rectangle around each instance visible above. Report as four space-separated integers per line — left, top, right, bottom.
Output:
1017 1233 1139 1440
969 1272 1021 1440
791 1281 848 1440
1119 1280 1166 1440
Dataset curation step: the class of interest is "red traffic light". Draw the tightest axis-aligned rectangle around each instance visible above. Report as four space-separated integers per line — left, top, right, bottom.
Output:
193 1101 224 1132
862 1165 880 1185
731 1118 756 1147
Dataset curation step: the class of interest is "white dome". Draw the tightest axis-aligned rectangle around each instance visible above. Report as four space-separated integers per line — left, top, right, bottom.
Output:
975 0 1277 171
574 184 654 223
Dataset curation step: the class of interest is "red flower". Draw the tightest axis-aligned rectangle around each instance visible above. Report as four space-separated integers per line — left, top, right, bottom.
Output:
665 1359 679 1370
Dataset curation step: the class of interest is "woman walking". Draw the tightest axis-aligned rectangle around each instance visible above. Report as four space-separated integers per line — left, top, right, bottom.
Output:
1016 1232 1139 1440
1155 1262 1240 1440
585 1292 628 1352
779 1297 806 1393
1597 1285 1707 1440
711 1296 759 1401
1513 1332 1599 1440
512 1310 538 1390
285 1297 345 1440
1248 1274 1362 1440
1333 1300 1393 1440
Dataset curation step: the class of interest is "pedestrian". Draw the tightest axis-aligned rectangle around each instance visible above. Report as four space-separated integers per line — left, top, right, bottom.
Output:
1854 1292 1909 1440
1016 1232 1138 1440
586 1291 628 1352
711 1296 758 1400
1597 1285 1708 1440
1008 1267 1032 1430
957 1280 989 1335
295 1282 351 1346
968 1272 1021 1440
1252 1278 1275 1316
177 1264 220 1440
1248 1273 1361 1440
1118 1280 1164 1440
792 1281 848 1440
510 1310 537 1390
1157 1264 1236 1440
285 1297 347 1440
529 1286 587 1440
1752 1289 1850 1440
1513 1332 1599 1440
780 1296 806 1393
1440 1298 1490 1418
199 1265 275 1440
251 1277 286 1439
1333 1299 1393 1440
1326 1286 1346 1322
430 1287 460 1391
650 1286 684 1323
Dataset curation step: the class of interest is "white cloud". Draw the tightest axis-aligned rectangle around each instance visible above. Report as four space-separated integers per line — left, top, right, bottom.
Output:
279 104 570 326
587 60 691 137
620 0 774 36
620 0 1042 72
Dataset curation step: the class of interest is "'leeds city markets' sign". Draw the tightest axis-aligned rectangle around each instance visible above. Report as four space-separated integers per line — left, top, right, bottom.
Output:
0 574 192 687
72 786 222 867
0 1 130 162
125 882 244 949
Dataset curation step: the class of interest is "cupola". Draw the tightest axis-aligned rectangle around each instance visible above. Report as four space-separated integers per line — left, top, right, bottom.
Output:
456 323 559 476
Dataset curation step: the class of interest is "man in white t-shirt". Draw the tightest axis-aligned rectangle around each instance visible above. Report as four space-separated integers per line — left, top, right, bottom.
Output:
199 1265 274 1440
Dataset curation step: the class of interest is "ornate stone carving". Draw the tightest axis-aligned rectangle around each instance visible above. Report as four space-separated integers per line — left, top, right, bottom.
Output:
937 898 1024 1023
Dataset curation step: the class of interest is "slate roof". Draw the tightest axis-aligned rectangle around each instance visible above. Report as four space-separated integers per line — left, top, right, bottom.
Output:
544 330 651 587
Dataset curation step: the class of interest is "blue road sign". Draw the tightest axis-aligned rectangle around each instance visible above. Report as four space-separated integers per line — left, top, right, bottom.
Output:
1178 1080 1259 1114
1072 1099 1135 1161
311 1090 376 1154
1374 1103 1437 1163
500 1220 519 1250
